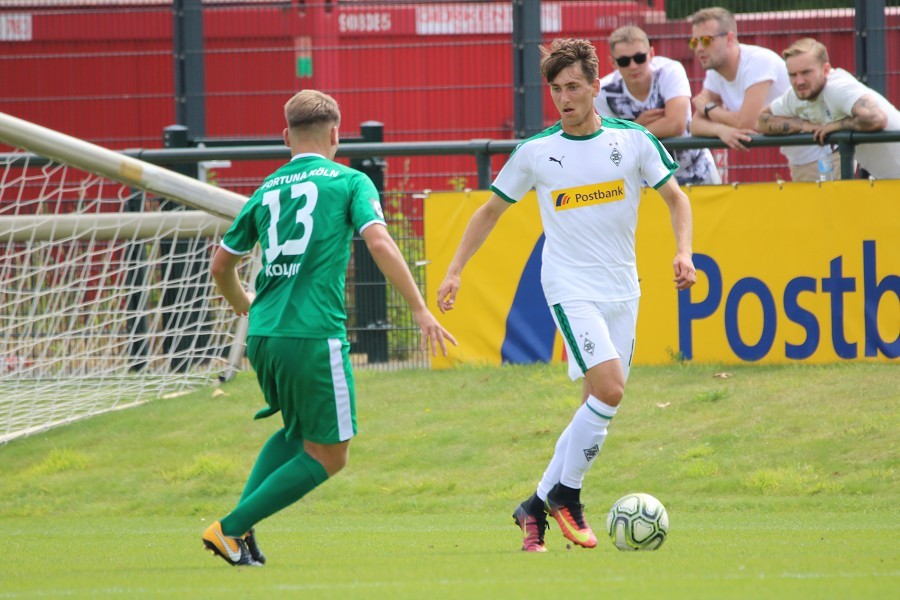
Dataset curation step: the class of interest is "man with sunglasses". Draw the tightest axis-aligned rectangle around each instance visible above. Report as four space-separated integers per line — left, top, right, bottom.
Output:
688 7 828 179
596 25 720 185
758 38 900 180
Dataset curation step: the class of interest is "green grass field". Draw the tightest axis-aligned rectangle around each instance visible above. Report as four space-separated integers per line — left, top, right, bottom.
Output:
2 362 898 598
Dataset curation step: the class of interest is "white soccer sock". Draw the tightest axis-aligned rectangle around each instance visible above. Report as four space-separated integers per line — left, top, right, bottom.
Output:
559 395 617 489
536 423 571 501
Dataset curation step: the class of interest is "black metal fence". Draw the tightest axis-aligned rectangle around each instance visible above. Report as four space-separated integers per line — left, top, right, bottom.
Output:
6 127 899 370
2 0 900 369
122 128 900 370
2 1 898 190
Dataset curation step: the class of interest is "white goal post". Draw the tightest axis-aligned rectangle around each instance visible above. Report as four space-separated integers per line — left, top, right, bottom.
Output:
0 113 246 220
0 112 253 443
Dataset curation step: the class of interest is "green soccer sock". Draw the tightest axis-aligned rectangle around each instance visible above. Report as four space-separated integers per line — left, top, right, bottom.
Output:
220 450 329 537
238 428 302 503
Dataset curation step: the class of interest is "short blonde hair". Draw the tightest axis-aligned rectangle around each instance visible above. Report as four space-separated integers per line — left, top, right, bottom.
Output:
691 7 737 34
284 89 340 131
782 38 829 64
608 25 649 51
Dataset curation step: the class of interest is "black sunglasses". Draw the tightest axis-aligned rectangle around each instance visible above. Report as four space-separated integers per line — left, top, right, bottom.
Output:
614 52 648 67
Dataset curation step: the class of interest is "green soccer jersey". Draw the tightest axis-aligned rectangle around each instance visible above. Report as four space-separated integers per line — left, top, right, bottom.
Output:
221 153 386 338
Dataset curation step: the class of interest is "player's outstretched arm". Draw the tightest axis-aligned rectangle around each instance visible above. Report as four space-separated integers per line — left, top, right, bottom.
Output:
210 246 253 316
361 223 457 356
436 194 510 313
656 178 696 291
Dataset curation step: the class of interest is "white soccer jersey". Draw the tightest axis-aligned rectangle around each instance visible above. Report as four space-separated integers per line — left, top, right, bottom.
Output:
491 118 677 304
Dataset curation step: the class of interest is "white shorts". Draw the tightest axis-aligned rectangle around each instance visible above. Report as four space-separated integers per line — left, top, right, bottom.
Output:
550 298 639 382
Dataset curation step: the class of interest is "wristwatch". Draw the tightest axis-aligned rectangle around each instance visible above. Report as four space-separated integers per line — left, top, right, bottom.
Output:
703 102 719 118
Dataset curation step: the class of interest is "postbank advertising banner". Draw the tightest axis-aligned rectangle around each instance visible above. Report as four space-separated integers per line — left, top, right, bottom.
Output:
425 181 899 368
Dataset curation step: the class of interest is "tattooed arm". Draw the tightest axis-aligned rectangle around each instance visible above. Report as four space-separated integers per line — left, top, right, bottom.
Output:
758 96 889 144
756 106 817 135
809 95 889 143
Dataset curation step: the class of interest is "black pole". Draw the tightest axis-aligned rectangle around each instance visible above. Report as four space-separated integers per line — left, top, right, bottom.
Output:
855 0 887 96
125 190 149 372
513 0 544 138
838 140 856 180
174 0 206 138
161 125 208 372
476 147 492 189
351 122 389 363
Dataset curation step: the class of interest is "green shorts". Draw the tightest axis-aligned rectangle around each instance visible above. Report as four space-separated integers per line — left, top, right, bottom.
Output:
246 336 357 444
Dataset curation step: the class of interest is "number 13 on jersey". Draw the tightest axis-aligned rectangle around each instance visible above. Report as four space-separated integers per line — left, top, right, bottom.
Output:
262 182 318 263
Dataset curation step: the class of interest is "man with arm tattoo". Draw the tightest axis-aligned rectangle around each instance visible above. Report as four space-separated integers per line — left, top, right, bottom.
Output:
758 37 900 180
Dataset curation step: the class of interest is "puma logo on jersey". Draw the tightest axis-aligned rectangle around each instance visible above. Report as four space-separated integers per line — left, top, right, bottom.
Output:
549 155 564 168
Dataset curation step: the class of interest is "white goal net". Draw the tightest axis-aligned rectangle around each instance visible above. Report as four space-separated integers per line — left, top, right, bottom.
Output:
0 113 253 443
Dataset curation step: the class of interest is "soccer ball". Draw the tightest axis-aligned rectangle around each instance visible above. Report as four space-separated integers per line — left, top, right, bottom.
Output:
606 492 669 551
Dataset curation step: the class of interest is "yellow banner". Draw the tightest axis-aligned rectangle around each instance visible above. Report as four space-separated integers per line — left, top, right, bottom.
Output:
425 181 899 367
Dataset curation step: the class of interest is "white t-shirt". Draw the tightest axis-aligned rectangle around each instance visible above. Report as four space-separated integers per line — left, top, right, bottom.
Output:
596 56 720 185
769 68 900 179
704 43 824 165
491 118 677 304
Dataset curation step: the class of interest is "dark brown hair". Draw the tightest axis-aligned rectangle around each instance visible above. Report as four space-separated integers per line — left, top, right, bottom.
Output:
540 38 599 83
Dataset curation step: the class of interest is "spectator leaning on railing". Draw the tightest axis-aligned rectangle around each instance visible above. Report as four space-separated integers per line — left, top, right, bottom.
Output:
757 37 900 180
594 25 721 186
687 6 829 181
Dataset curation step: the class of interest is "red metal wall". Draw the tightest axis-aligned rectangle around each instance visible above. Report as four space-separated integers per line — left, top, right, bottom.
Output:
1 8 172 147
2 2 898 194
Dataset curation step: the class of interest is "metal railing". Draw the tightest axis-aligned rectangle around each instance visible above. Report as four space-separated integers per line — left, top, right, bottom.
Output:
127 130 900 187
4 130 899 369
6 130 900 188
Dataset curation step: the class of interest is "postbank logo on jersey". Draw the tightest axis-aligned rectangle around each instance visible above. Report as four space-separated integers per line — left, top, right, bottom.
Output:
553 179 625 211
